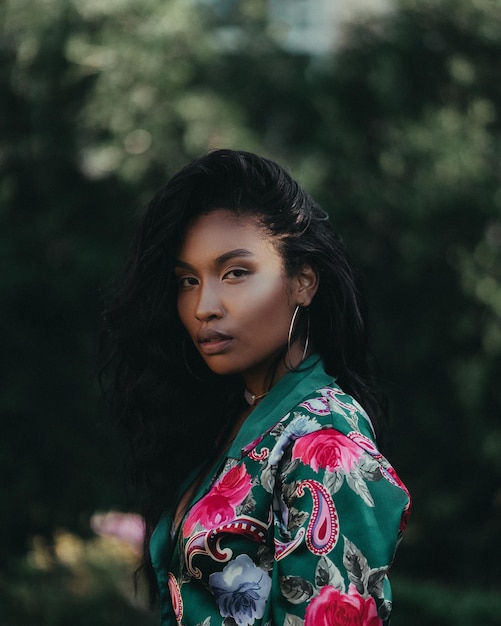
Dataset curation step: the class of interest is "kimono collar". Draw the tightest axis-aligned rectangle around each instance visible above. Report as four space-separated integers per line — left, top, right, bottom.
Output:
227 355 335 459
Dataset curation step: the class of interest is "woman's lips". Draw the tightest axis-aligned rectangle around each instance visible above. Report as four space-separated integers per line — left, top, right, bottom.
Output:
198 331 233 355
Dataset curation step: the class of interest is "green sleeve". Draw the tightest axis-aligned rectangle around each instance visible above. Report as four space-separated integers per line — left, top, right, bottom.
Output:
269 427 410 626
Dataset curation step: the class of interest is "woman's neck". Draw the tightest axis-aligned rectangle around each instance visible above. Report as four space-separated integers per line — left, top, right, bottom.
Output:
243 342 313 398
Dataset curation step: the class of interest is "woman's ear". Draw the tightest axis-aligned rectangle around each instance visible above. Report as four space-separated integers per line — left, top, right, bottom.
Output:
294 263 319 307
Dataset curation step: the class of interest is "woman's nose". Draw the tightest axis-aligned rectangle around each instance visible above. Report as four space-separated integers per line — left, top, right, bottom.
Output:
195 282 224 321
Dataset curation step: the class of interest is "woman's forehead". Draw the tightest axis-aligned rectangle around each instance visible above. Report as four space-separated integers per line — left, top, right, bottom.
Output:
177 209 281 265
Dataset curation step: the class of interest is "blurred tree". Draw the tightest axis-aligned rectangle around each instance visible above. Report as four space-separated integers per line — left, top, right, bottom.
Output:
0 0 137 560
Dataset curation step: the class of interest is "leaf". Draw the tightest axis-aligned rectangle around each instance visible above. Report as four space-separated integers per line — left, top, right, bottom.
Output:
282 481 299 506
280 458 299 479
345 470 375 507
260 464 276 493
223 618 238 626
287 506 309 532
329 404 359 431
238 492 256 515
378 599 393 621
326 397 350 419
271 420 287 437
257 545 274 572
222 458 239 474
284 614 304 626
196 618 211 626
367 566 388 598
358 456 383 482
314 555 346 593
323 470 344 494
343 536 370 595
279 575 314 604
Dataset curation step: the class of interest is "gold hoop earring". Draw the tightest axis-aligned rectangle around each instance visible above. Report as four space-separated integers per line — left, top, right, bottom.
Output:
286 305 310 370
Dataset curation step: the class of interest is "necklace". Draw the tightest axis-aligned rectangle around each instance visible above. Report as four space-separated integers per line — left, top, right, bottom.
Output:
244 388 269 406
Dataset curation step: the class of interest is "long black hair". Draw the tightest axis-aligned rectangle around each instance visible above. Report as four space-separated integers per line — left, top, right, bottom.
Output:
100 149 386 601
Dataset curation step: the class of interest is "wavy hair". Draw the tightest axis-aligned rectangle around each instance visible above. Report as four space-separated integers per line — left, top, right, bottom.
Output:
100 149 386 601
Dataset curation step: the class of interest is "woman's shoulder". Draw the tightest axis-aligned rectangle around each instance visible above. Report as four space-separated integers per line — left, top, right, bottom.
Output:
264 382 410 509
285 381 377 443
255 381 383 472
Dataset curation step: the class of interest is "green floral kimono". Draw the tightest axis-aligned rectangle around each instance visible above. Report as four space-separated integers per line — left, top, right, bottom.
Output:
150 356 410 626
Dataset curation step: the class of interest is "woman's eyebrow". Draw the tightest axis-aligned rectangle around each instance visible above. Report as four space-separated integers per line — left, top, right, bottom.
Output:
174 259 194 270
175 249 254 270
215 249 254 265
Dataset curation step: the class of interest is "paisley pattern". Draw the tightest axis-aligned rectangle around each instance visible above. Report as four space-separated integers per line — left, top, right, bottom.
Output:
149 357 410 626
167 573 183 622
296 479 339 555
274 527 306 561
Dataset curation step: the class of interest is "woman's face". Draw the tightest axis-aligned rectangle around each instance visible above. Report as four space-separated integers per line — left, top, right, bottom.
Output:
175 209 316 392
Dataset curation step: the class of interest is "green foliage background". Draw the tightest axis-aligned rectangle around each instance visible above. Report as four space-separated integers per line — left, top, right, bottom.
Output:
1 0 500 623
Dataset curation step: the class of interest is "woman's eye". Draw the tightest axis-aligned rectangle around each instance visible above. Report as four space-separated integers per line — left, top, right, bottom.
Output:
177 276 198 288
224 269 248 279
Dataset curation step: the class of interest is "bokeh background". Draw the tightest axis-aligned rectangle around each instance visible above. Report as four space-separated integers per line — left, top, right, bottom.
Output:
1 0 501 623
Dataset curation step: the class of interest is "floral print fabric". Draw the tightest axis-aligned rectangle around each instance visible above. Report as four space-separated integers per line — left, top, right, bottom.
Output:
183 465 253 537
150 358 410 626
209 554 272 626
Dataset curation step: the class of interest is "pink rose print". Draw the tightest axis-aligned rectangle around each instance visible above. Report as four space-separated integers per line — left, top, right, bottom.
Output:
183 493 235 536
216 464 253 506
183 465 252 537
292 429 364 474
305 584 382 626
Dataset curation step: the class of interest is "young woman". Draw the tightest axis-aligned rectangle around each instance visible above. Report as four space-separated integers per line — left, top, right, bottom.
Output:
101 149 410 626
